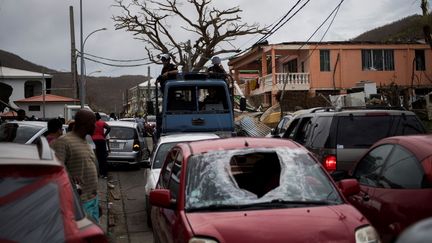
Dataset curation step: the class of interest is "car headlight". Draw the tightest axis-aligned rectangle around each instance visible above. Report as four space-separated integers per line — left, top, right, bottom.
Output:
355 225 380 243
188 237 218 243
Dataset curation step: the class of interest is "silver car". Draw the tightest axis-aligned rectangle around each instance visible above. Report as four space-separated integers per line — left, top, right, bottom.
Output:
0 121 48 144
144 133 220 227
107 121 149 165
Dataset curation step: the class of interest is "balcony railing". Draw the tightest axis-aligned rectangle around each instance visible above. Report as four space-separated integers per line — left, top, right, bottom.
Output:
250 73 310 95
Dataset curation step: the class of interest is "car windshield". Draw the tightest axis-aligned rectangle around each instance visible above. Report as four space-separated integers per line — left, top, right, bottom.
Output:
153 142 178 169
0 123 44 144
185 148 342 211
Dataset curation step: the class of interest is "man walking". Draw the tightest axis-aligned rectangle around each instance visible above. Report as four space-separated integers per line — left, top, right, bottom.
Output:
51 109 100 222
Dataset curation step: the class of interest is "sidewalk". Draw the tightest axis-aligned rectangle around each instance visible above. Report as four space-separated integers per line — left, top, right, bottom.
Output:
97 177 109 237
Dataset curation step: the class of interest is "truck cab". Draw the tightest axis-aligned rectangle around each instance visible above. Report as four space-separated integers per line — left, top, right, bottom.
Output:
157 73 234 137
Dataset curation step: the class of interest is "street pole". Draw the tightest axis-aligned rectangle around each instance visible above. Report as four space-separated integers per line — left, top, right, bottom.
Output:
79 0 84 108
42 72 46 119
69 6 78 100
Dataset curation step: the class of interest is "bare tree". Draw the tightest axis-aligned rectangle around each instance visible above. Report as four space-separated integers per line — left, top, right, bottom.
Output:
113 0 268 71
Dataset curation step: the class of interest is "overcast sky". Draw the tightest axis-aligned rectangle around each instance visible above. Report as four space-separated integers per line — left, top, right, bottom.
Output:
0 0 423 78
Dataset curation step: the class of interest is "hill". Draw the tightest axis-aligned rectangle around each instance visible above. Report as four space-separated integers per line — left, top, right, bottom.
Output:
0 49 149 114
353 14 431 42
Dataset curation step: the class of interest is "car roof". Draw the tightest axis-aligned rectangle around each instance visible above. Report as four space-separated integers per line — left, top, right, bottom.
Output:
372 134 432 161
107 120 138 128
158 133 220 144
185 137 304 155
5 120 47 127
0 142 61 167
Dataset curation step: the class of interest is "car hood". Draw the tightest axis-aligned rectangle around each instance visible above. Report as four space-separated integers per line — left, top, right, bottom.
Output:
186 204 367 243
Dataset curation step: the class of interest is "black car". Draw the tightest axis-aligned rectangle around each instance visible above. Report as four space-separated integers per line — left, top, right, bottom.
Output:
282 107 426 173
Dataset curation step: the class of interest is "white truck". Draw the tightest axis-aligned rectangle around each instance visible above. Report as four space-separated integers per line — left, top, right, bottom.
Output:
64 105 93 123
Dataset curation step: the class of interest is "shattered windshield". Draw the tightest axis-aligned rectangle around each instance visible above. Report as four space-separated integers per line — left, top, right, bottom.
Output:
185 148 342 211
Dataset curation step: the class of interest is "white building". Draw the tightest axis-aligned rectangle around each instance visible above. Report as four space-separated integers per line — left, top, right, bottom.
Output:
0 66 52 109
126 78 160 115
14 94 79 120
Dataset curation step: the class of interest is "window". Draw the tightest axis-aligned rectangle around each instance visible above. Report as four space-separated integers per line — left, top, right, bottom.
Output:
28 105 40 111
169 152 183 199
283 59 298 73
361 49 394 71
415 50 426 71
353 144 393 187
160 149 178 188
380 145 426 189
24 81 42 98
320 50 330 71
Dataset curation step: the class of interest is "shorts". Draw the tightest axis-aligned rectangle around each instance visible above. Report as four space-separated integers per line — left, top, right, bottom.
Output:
83 196 99 223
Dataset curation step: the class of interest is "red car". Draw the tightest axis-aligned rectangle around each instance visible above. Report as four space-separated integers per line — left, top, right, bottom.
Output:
0 138 107 243
150 137 379 243
345 135 432 243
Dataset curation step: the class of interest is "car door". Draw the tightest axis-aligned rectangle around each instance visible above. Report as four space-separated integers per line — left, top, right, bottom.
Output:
372 145 432 241
350 144 393 226
152 148 183 243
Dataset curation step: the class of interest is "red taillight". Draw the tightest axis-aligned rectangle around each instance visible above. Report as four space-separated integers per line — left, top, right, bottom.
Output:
133 139 140 151
324 155 337 172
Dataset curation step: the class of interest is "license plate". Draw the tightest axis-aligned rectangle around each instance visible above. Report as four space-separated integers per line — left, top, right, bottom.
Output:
110 142 124 149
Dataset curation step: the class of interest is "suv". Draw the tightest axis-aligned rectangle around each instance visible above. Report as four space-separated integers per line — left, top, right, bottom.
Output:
282 107 427 172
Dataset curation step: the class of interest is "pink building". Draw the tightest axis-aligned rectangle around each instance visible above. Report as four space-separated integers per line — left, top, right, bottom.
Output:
228 41 432 108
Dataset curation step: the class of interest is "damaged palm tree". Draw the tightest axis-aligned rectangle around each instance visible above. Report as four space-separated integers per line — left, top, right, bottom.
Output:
113 0 268 71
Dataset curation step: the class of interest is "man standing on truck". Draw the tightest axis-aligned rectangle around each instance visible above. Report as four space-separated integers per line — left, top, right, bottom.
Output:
157 53 177 94
208 56 226 74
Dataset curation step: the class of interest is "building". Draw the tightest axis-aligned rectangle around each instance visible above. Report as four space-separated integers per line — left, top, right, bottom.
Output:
228 41 432 110
125 78 160 116
0 66 52 109
14 94 79 120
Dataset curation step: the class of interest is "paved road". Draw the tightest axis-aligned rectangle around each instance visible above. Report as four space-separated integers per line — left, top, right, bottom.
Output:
107 166 154 243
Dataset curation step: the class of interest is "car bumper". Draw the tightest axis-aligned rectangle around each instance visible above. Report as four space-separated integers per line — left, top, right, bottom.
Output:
107 151 140 164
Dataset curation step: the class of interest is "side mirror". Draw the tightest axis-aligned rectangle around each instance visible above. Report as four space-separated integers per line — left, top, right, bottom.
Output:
240 97 246 111
338 179 360 197
142 159 151 168
330 170 348 182
270 128 276 135
149 189 176 209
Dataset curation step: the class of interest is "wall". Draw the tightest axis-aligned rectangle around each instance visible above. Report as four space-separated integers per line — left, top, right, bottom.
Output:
18 103 69 120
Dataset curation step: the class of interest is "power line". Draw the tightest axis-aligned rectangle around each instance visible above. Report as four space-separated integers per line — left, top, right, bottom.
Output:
84 52 150 62
84 56 153 67
300 0 345 63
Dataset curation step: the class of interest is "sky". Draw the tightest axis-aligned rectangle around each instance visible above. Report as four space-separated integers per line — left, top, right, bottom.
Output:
0 0 423 78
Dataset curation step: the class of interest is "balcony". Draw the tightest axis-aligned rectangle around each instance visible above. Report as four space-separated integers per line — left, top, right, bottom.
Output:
250 73 310 95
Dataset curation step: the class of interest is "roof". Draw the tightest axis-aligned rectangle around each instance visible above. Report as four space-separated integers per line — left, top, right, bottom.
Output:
107 120 140 128
0 143 61 167
373 135 432 161
139 78 157 87
0 66 53 79
185 137 303 155
158 133 220 145
15 94 79 103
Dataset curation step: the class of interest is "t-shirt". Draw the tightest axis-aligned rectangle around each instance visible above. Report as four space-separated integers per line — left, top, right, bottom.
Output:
92 120 106 141
52 132 98 202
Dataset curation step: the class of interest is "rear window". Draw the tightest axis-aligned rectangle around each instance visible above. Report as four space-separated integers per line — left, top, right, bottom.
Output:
109 127 137 139
0 123 43 144
153 142 178 169
336 116 392 148
393 115 426 135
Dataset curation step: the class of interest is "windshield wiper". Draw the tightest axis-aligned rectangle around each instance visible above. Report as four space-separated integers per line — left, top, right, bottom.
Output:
236 199 336 209
187 204 241 212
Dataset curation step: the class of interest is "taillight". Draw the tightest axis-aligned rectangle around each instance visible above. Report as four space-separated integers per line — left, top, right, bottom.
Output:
133 139 140 151
323 155 337 172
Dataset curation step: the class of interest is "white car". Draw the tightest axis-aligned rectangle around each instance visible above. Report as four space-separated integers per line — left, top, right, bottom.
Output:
144 133 220 227
0 121 48 144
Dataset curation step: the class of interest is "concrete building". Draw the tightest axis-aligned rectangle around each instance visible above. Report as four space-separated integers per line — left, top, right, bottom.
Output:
14 94 78 120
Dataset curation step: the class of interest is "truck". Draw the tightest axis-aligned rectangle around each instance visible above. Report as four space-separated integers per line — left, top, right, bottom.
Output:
154 72 244 138
64 104 93 123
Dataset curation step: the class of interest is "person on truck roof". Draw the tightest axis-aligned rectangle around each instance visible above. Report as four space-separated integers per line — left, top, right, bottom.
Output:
157 53 178 94
208 56 226 74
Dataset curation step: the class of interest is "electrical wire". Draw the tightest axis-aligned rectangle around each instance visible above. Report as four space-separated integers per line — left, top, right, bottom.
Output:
84 56 153 67
84 52 150 62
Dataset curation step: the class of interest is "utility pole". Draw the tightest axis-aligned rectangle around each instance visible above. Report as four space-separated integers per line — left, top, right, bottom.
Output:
79 0 85 108
421 0 432 49
69 6 78 100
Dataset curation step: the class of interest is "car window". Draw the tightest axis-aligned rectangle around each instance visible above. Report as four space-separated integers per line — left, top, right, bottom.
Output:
353 144 393 187
153 142 177 169
283 118 300 139
336 116 392 148
168 151 183 200
185 148 343 211
0 123 43 144
309 116 332 148
109 127 137 140
160 149 178 188
293 117 312 144
380 144 426 189
393 115 426 135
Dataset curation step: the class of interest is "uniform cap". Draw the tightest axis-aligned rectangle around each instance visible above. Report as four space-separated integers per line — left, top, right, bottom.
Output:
211 56 221 64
